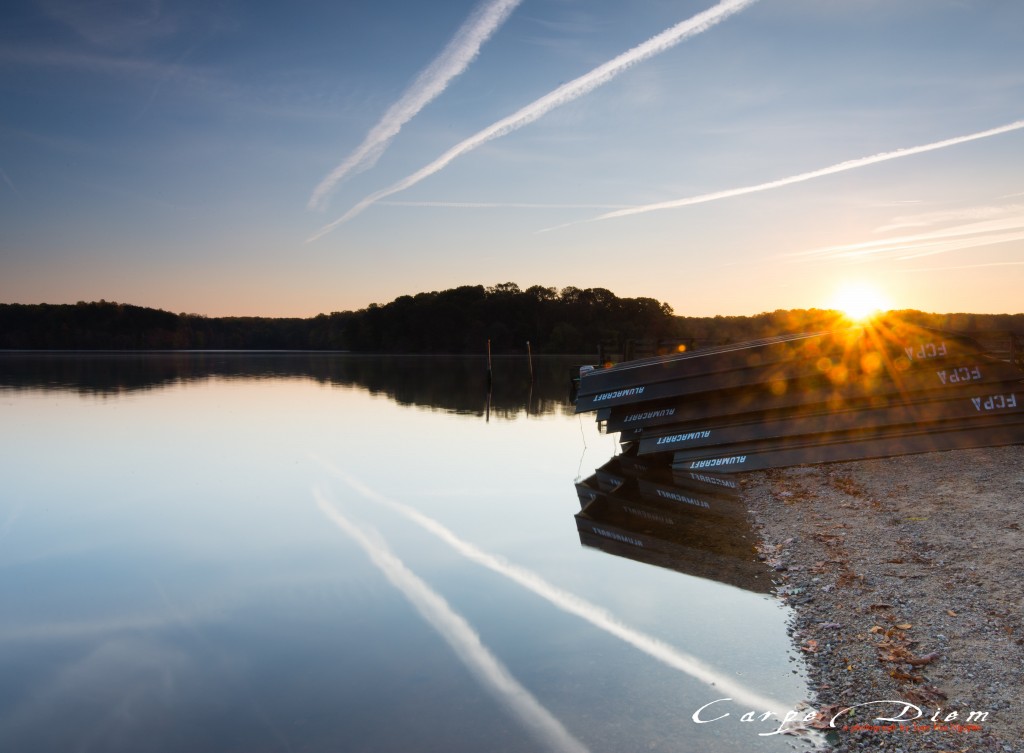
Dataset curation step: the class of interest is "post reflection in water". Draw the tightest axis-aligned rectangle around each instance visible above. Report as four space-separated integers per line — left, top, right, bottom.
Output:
0 351 575 419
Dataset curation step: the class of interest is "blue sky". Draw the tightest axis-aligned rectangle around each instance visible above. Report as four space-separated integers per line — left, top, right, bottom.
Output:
1 0 1022 317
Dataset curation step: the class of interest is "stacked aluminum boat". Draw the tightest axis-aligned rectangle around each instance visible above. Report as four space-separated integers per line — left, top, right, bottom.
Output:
574 321 1024 474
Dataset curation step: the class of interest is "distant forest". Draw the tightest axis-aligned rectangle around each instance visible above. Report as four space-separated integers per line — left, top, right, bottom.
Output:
2 283 1023 354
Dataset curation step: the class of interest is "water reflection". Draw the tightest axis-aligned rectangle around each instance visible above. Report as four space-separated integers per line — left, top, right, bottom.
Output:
0 356 809 752
575 455 769 594
314 489 592 753
0 352 579 417
323 458 794 722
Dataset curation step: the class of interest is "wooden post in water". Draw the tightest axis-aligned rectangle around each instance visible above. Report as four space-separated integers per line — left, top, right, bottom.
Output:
526 341 534 382
486 339 493 389
485 339 492 423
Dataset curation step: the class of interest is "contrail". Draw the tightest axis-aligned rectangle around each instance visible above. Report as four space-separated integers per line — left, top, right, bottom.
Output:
898 260 1024 273
313 460 792 715
789 214 1024 262
544 119 1024 231
308 0 522 210
313 490 591 753
307 0 759 240
873 203 1021 233
379 200 636 209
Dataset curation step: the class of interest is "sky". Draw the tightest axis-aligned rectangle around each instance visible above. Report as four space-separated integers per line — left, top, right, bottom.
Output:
1 0 1023 318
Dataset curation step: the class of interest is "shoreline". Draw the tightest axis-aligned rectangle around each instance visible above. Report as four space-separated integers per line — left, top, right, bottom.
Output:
740 446 1023 752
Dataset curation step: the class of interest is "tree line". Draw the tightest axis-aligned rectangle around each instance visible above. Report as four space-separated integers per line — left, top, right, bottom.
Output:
0 284 676 352
2 285 1022 353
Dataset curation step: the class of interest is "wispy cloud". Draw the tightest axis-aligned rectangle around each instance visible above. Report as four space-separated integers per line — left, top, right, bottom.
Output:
873 203 1024 233
308 0 523 210
379 200 635 209
0 45 176 77
790 207 1024 262
0 44 334 122
307 0 760 241
39 0 178 50
542 119 1024 232
313 489 591 753
896 260 1024 273
0 44 232 114
314 461 792 715
0 166 18 196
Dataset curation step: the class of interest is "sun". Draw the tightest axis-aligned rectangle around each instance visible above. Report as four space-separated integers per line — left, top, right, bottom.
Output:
830 282 890 322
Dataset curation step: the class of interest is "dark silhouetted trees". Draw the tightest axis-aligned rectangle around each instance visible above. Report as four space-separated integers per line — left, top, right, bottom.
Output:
3 294 1021 354
0 285 678 353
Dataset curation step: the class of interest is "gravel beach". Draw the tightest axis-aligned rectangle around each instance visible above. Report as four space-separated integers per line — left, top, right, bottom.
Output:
741 446 1024 753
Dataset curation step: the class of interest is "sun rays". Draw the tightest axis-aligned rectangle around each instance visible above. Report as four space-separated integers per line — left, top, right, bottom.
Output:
829 281 891 323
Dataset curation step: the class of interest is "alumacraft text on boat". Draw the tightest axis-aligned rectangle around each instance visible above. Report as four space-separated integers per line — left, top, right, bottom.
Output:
589 526 644 547
688 472 738 488
687 456 746 469
654 488 710 509
656 430 711 445
592 387 645 402
624 408 675 423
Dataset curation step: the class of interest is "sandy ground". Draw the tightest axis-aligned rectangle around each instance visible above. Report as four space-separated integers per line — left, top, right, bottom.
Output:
741 446 1024 753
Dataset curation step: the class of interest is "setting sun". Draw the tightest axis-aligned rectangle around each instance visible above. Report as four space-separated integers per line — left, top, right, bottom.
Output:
830 282 890 322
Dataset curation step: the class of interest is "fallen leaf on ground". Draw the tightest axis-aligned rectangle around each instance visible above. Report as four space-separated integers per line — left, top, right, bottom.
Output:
903 685 947 705
905 651 940 666
806 704 849 729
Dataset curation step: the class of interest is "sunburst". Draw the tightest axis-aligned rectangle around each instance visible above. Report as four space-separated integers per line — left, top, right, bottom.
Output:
830 281 890 322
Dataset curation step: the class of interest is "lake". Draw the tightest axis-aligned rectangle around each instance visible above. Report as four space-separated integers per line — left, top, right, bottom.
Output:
0 353 810 752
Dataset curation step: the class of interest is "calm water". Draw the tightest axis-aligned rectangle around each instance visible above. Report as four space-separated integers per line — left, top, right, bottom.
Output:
0 353 810 753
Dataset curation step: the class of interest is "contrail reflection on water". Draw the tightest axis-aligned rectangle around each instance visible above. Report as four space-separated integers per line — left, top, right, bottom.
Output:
313 488 591 753
312 460 792 715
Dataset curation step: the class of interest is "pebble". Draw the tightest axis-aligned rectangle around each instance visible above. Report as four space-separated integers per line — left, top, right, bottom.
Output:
742 448 1024 753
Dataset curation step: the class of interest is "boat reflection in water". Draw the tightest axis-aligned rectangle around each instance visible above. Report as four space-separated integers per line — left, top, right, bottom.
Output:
574 453 770 594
